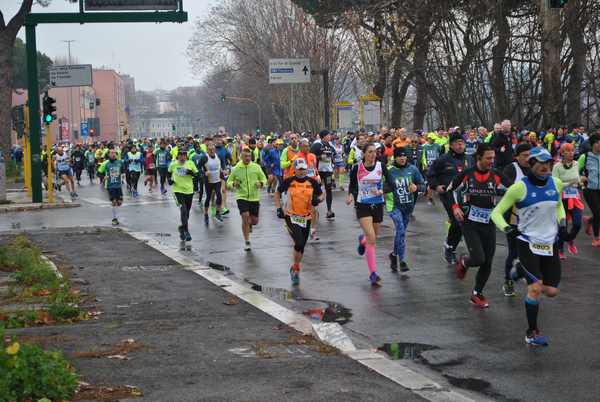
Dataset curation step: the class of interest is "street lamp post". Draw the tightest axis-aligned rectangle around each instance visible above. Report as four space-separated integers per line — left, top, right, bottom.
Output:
62 40 76 140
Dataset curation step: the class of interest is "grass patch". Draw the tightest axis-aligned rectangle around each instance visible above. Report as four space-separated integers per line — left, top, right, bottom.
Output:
0 236 88 328
0 325 79 401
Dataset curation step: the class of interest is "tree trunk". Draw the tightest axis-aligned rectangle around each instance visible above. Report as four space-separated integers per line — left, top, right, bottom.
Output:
0 0 35 202
391 71 412 128
566 0 586 126
372 17 387 99
412 25 429 130
492 1 510 121
0 33 14 168
540 0 562 127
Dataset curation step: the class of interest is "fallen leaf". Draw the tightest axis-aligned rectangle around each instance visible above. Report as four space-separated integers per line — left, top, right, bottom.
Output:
122 338 135 344
223 296 237 306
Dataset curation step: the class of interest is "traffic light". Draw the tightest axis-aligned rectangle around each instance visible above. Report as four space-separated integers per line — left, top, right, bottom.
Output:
549 0 568 8
220 94 226 103
42 91 56 125
256 127 260 135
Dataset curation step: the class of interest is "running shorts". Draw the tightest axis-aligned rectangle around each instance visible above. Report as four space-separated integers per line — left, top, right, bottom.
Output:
58 169 73 177
145 168 156 176
285 216 312 253
237 199 260 217
355 202 384 223
108 188 123 202
516 238 561 288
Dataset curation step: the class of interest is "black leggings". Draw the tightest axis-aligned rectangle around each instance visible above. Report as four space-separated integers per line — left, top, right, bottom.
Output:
74 166 83 182
87 165 95 182
194 176 204 204
158 167 169 188
461 221 496 293
204 181 222 209
175 193 193 230
320 172 334 212
285 216 312 253
440 193 462 250
129 171 140 191
583 189 600 237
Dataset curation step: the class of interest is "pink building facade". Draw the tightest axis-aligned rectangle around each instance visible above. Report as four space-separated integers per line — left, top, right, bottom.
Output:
12 68 127 145
92 69 126 143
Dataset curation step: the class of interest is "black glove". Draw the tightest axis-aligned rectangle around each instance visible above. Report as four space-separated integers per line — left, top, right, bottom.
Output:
276 208 285 219
558 225 569 242
504 225 520 238
186 169 195 176
167 177 174 186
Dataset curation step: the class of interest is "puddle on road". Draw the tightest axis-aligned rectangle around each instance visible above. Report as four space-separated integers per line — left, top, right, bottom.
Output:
378 342 438 360
302 302 353 325
444 374 493 394
244 279 295 301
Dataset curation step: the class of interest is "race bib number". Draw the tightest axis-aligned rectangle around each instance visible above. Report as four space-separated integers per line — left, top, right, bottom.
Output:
75 157 81 162
307 168 316 178
529 241 553 256
109 168 120 184
159 154 167 164
148 163 155 170
176 167 187 176
563 186 578 199
468 206 492 224
290 215 307 228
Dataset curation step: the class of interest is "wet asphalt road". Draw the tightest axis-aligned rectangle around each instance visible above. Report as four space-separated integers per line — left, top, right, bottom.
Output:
3 179 600 402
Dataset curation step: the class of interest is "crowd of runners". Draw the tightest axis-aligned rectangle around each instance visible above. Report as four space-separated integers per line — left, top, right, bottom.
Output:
41 120 600 346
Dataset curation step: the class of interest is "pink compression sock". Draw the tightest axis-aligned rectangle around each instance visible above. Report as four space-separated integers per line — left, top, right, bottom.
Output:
365 244 377 274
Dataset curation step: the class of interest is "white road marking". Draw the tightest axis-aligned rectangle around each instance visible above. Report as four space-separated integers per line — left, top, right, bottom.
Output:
126 228 489 402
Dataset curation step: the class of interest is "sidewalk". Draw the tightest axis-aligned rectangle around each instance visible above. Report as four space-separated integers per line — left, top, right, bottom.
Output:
1 189 80 213
5 227 425 401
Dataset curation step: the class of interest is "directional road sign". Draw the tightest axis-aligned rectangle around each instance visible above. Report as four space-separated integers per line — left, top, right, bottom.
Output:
49 65 93 88
81 121 89 137
85 0 178 11
269 58 311 84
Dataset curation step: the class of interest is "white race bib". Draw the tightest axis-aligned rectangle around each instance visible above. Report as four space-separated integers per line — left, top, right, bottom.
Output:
468 206 492 224
529 241 553 256
290 215 307 228
563 186 578 199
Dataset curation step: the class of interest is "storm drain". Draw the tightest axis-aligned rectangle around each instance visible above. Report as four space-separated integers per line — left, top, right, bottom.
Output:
378 342 438 360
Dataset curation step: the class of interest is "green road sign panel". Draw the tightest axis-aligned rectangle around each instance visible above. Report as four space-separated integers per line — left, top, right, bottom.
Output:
85 0 178 11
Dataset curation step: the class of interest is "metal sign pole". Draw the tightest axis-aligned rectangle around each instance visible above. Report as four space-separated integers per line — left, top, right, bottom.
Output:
26 23 43 203
47 124 53 203
290 84 294 132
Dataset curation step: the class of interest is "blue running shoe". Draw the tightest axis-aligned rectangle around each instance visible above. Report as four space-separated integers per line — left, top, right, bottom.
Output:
357 234 366 256
525 330 548 347
185 231 192 242
369 272 382 287
290 266 300 286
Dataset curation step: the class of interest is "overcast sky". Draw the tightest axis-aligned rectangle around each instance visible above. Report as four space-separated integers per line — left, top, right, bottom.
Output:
3 0 215 90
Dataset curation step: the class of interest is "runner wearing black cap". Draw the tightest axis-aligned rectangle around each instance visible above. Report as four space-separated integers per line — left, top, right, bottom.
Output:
428 132 470 264
311 130 337 220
